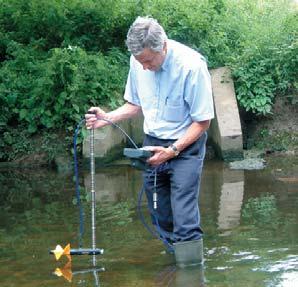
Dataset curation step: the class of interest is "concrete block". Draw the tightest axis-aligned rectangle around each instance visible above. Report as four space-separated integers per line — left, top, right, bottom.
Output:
209 67 243 161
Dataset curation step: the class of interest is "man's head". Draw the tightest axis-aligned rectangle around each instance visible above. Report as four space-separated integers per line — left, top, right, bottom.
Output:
126 16 168 71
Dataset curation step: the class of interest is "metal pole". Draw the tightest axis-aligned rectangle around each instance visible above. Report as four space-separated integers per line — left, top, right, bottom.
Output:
90 128 96 265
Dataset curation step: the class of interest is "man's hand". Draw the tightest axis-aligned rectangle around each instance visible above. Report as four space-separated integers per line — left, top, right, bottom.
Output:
143 146 176 166
85 107 108 129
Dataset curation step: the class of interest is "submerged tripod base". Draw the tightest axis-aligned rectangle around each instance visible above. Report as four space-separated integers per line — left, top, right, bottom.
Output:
50 244 104 261
67 248 104 256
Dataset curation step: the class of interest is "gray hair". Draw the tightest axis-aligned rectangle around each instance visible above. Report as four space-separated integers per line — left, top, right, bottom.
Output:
126 16 167 56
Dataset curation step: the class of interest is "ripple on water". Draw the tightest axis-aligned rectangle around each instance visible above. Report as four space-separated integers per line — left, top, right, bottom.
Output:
232 251 262 261
266 256 298 272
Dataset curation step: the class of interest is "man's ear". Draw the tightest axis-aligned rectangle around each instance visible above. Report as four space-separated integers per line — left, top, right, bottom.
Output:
163 41 167 53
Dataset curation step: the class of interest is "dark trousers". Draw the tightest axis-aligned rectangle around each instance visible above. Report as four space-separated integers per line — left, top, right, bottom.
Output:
142 132 207 243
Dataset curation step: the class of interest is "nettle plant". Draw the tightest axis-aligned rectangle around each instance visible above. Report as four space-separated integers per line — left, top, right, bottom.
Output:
232 39 297 115
232 55 276 115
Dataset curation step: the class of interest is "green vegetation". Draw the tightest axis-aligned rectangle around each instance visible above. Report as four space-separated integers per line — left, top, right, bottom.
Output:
0 0 297 162
255 129 298 152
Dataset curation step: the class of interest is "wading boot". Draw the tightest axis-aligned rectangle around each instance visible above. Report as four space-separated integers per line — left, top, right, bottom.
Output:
173 239 204 268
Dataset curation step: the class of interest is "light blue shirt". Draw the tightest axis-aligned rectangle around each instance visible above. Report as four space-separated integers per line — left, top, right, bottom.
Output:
124 39 214 139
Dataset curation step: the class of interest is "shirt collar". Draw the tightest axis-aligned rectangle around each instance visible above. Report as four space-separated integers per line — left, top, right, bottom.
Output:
160 40 172 71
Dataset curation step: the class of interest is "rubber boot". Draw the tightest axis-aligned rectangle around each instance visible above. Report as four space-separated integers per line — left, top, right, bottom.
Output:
173 239 204 268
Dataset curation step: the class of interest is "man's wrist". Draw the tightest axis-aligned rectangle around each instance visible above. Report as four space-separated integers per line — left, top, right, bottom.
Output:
169 144 180 157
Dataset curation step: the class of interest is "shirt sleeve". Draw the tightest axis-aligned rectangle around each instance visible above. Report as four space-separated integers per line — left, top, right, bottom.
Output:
184 60 214 122
124 56 141 106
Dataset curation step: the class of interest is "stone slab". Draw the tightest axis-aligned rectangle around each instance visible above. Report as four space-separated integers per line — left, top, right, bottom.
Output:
209 67 243 161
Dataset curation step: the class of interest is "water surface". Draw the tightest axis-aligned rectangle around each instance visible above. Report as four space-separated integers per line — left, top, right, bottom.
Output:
0 156 297 286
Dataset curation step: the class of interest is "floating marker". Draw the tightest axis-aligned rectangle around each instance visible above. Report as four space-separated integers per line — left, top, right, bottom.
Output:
51 244 72 261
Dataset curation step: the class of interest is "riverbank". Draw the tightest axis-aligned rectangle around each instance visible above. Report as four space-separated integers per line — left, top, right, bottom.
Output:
0 96 297 169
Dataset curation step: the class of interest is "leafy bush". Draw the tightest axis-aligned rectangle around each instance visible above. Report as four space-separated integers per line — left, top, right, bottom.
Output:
0 43 128 160
232 39 297 115
0 0 137 53
0 43 128 131
224 0 298 114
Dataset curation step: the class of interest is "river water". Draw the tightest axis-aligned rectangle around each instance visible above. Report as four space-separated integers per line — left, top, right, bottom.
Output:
0 156 297 287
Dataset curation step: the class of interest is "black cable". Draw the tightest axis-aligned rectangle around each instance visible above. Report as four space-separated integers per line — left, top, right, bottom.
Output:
96 117 139 149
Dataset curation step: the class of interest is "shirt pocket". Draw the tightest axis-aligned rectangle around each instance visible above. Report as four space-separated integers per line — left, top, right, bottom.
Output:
163 97 185 122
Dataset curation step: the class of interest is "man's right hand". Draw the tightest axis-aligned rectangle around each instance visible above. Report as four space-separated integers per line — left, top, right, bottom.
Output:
85 107 108 129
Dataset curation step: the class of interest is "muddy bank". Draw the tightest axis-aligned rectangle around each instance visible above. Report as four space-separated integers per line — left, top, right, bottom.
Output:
242 96 298 154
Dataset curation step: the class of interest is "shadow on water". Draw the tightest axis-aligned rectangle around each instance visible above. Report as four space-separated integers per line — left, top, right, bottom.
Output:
0 155 297 286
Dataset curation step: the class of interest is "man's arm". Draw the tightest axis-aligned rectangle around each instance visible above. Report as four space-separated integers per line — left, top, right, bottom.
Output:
85 102 142 129
170 120 210 153
147 120 210 166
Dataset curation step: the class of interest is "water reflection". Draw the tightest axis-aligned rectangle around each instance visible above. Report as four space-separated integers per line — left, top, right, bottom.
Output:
53 261 105 285
217 169 244 234
84 166 142 203
83 163 245 235
155 265 205 287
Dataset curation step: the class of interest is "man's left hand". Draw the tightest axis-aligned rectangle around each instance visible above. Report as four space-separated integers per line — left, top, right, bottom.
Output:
143 146 176 166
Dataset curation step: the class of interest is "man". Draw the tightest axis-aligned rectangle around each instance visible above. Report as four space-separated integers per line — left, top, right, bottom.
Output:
86 16 214 267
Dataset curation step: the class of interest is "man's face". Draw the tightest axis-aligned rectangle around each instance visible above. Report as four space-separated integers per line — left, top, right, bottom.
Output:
134 43 167 72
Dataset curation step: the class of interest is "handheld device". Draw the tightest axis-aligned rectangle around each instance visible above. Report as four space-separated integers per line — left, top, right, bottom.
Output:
86 110 97 116
123 148 153 170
